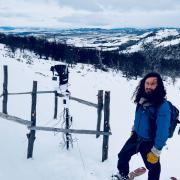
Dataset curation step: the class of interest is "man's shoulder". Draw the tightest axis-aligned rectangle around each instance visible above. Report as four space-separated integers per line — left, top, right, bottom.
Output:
158 99 170 112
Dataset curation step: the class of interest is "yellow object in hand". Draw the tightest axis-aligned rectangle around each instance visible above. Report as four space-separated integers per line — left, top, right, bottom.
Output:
147 152 159 164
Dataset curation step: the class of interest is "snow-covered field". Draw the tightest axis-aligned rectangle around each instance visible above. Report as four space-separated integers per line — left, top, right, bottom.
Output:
0 43 180 180
1 27 180 53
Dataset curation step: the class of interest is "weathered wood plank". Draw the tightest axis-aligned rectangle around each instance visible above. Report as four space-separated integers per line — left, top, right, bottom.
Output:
7 91 98 108
28 126 112 136
54 91 58 119
27 81 37 159
8 90 56 95
0 112 31 125
3 65 8 114
102 91 111 162
96 90 103 138
70 96 98 108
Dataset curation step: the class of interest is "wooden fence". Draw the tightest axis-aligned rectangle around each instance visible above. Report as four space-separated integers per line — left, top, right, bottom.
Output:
0 65 111 162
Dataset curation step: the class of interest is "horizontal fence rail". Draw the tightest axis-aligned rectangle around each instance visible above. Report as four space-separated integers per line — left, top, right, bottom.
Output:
69 96 98 108
28 126 112 136
3 91 98 108
0 112 31 126
6 90 56 95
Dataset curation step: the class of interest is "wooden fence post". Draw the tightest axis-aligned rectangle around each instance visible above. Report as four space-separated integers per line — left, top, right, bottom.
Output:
102 91 110 162
27 81 37 159
96 90 103 138
2 65 8 114
54 91 58 119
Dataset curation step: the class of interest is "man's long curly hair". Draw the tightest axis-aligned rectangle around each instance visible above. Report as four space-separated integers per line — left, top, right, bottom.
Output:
133 72 166 105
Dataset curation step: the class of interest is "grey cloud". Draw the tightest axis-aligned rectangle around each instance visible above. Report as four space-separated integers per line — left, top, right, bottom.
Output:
55 0 102 12
96 0 180 12
0 12 30 18
55 14 109 27
1 0 180 28
54 0 180 12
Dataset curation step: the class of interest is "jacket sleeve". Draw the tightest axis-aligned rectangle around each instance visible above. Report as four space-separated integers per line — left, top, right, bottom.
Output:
154 101 171 150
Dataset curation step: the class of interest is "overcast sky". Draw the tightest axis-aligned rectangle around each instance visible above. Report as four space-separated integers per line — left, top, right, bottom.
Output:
0 0 180 29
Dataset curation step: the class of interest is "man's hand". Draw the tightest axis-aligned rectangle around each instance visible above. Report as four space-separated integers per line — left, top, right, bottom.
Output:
147 151 159 164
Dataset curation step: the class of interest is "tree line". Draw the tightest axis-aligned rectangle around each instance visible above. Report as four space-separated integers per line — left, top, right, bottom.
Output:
0 32 179 79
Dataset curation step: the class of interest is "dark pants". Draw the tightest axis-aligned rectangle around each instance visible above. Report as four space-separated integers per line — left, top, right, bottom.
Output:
117 132 161 180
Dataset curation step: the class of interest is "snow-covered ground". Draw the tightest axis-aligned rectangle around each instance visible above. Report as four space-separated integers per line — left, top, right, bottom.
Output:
0 43 180 180
122 29 180 53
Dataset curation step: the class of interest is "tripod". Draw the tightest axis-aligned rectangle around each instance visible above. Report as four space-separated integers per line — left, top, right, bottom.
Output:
61 87 72 150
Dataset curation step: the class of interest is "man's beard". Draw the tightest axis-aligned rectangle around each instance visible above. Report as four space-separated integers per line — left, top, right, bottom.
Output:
142 89 158 103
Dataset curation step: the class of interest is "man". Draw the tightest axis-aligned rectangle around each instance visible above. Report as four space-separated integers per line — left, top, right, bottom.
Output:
114 72 171 180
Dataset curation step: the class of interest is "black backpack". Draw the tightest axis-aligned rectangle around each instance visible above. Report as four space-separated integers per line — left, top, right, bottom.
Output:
141 101 180 138
167 101 180 138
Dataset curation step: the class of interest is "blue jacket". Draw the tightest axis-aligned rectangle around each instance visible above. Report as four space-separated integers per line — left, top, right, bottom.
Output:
133 100 171 150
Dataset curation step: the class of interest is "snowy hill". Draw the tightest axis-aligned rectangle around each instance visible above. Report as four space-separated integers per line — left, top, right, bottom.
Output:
1 27 180 69
0 43 180 180
1 27 180 52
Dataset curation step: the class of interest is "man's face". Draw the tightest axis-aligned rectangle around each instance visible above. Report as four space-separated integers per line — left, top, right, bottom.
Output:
144 77 158 94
